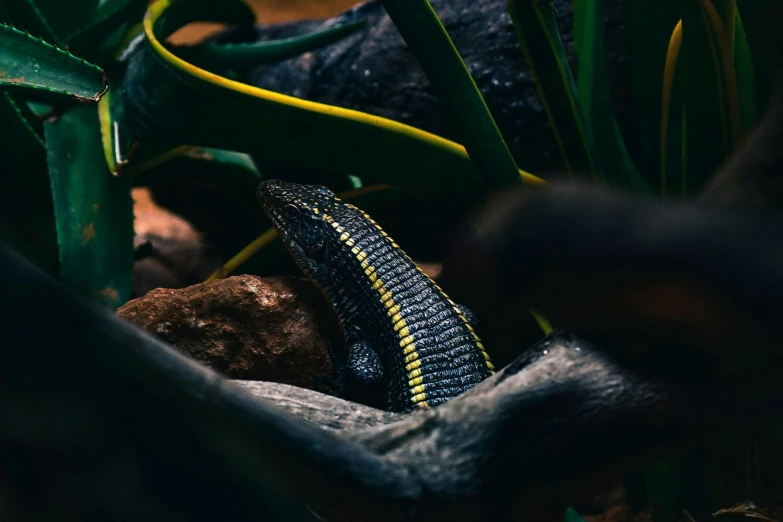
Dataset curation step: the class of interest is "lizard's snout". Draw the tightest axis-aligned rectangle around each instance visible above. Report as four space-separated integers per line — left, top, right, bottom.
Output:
257 179 284 199
257 179 294 212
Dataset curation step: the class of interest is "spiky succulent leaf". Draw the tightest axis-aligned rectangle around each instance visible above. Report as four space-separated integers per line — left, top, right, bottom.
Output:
45 105 134 308
0 23 106 104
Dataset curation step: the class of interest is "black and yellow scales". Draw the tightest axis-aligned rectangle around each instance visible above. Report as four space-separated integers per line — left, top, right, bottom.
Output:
258 180 495 412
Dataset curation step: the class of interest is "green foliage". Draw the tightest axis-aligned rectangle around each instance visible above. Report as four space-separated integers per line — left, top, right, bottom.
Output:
0 0 550 310
507 0 602 182
172 19 368 75
574 0 650 192
44 105 134 308
565 507 588 522
0 0 780 515
0 23 106 102
380 0 523 189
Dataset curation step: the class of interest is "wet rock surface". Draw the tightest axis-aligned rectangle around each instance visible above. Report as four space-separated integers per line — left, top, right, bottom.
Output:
243 0 627 177
117 275 341 394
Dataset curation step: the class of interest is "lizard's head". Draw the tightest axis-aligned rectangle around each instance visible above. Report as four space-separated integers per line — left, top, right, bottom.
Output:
257 179 346 276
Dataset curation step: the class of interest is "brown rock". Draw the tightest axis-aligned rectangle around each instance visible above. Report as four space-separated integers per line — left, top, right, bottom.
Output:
132 187 223 298
117 275 341 394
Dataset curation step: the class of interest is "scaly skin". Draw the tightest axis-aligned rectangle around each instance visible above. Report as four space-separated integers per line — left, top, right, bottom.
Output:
258 180 495 412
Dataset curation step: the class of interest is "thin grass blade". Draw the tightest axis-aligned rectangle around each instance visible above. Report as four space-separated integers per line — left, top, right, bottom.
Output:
507 0 602 181
734 10 757 136
660 19 683 195
379 0 523 189
574 0 650 192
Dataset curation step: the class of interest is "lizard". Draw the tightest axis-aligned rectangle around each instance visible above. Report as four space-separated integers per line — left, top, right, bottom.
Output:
257 179 495 413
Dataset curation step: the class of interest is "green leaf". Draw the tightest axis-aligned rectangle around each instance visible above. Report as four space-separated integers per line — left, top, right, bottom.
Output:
118 0 544 217
133 148 265 270
154 0 256 36
98 88 135 175
67 0 148 62
378 0 523 189
0 91 57 275
621 0 683 191
564 507 586 522
133 147 262 201
681 0 739 193
27 0 100 44
0 0 61 44
45 105 134 308
734 10 757 136
184 147 260 176
573 0 651 193
660 17 685 196
707 0 744 152
1 91 43 145
506 0 602 181
172 19 367 75
738 0 783 111
0 23 107 104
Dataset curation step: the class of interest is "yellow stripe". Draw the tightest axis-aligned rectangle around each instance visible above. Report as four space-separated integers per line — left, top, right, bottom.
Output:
341 216 427 405
98 93 117 174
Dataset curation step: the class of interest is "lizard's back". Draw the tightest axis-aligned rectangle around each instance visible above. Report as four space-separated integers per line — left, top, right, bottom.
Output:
258 179 494 412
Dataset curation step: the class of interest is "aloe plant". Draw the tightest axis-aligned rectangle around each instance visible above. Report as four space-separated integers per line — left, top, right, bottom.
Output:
0 0 781 516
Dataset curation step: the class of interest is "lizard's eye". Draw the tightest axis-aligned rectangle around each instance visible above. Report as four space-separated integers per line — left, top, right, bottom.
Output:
282 204 301 219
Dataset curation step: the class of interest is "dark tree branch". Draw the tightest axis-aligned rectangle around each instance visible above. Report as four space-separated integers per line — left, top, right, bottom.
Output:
2 239 783 521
